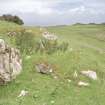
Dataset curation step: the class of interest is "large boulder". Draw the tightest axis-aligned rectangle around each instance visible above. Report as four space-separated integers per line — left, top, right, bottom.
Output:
0 39 22 85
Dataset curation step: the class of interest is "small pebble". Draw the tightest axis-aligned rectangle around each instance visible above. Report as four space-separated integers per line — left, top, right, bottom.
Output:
53 76 58 79
67 79 71 83
51 100 55 104
78 81 89 87
18 90 28 97
26 55 31 60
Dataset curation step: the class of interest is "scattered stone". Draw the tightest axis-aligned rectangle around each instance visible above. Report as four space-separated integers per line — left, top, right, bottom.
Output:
78 81 89 87
80 70 97 80
35 63 53 74
50 100 55 104
18 90 28 97
53 76 58 79
42 32 58 40
26 55 31 60
67 79 71 83
7 31 17 37
0 39 22 85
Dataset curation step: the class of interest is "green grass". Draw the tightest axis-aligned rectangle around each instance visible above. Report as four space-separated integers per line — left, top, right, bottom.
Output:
0 21 105 105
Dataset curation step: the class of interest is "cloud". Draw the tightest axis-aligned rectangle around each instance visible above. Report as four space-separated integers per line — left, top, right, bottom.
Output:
0 0 105 26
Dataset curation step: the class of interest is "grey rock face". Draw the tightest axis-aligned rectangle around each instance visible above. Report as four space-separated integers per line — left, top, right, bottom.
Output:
0 39 22 84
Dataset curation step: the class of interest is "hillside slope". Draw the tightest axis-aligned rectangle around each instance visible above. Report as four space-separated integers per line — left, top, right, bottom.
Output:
0 22 105 105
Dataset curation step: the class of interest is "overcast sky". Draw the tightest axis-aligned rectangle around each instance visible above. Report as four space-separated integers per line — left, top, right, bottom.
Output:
0 0 105 26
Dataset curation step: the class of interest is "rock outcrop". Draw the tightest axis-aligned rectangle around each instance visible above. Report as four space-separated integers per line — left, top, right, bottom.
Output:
0 39 22 85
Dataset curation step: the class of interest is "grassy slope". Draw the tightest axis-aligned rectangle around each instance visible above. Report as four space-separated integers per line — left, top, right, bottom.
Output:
0 22 105 105
0 21 22 33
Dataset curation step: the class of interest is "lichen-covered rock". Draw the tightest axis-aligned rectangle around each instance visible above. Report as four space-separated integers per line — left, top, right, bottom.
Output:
0 39 22 85
42 32 58 41
35 63 53 74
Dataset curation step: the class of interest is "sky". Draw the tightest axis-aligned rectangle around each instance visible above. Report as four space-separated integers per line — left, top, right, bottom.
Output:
0 0 105 26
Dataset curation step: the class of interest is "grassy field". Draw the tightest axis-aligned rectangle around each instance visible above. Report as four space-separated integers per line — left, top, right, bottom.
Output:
0 21 105 105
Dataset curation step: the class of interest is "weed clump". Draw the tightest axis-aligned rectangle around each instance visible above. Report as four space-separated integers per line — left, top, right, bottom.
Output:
11 29 69 55
15 29 36 54
35 32 69 54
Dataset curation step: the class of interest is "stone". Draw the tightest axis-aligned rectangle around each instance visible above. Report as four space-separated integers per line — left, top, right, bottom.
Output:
78 81 89 86
53 76 58 79
26 55 31 60
42 32 58 40
0 39 6 53
35 63 53 74
7 31 17 37
50 100 55 104
80 70 97 80
67 79 71 83
18 90 28 97
0 39 22 85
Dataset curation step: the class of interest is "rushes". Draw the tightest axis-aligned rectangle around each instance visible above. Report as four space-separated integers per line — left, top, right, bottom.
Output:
15 29 35 54
36 32 69 54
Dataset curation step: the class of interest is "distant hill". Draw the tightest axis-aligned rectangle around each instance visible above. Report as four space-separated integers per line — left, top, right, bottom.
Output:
73 22 105 25
0 14 24 25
